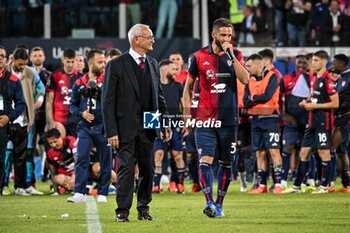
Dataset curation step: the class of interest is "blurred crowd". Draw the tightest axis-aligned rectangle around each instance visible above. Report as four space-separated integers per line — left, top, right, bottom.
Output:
1 0 350 47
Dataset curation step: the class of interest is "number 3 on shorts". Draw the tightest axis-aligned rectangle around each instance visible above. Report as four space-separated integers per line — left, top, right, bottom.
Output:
230 142 237 154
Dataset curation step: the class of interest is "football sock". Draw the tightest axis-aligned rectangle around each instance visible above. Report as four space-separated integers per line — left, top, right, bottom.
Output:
330 152 337 184
274 164 282 186
169 158 177 183
294 161 310 187
177 167 186 185
281 152 291 181
199 163 214 203
320 160 331 188
153 173 162 187
237 150 245 173
187 158 199 183
216 162 232 205
258 169 267 187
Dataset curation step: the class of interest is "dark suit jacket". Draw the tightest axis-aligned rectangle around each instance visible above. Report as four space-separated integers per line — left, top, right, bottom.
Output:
102 52 168 143
320 11 345 46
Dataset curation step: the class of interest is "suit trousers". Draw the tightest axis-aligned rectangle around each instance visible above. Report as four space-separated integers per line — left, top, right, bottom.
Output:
10 124 28 189
115 127 154 215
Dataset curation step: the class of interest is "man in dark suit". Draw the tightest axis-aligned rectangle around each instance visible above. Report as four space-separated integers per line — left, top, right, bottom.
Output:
102 23 172 222
320 0 346 46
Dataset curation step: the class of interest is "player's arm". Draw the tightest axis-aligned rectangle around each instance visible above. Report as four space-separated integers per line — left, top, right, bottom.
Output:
243 84 254 108
179 84 184 114
251 74 279 103
183 75 195 118
221 42 249 85
33 71 45 110
302 93 339 111
233 59 249 85
45 91 56 129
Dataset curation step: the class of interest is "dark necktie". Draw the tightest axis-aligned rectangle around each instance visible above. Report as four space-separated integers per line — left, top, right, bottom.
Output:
139 57 145 70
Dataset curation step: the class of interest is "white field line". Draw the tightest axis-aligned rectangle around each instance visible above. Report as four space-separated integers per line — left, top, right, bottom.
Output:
86 196 102 233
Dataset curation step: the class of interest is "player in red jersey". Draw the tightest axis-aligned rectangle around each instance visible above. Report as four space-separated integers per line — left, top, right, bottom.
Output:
45 48 82 137
46 128 77 193
169 52 188 85
283 50 339 194
183 18 249 217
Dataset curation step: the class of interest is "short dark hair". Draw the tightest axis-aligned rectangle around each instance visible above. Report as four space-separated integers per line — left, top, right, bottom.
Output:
15 44 28 50
13 48 29 60
159 59 173 68
170 51 182 57
46 128 61 139
0 45 6 51
258 49 274 60
296 54 308 60
87 49 103 62
63 48 76 59
105 48 122 58
246 53 263 61
30 46 44 54
213 18 233 32
333 54 349 66
306 53 314 60
313 50 329 60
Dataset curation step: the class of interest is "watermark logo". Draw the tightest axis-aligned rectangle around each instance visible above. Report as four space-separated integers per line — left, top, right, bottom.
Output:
143 110 161 129
143 111 222 129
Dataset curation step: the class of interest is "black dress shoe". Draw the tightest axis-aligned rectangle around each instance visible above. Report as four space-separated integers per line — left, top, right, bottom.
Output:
116 213 129 222
138 211 154 221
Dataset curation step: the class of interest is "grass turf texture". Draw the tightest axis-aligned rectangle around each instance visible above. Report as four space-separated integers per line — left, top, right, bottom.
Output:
1 181 350 233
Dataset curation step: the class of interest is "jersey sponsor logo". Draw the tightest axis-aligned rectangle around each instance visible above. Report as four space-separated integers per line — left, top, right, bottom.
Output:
216 73 231 78
210 83 226 93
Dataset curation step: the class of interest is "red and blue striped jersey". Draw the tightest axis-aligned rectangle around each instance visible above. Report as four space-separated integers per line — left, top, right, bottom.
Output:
308 71 336 130
188 44 245 126
46 68 82 124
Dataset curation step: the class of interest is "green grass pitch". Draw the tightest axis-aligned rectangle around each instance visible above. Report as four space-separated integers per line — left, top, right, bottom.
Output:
1 181 350 233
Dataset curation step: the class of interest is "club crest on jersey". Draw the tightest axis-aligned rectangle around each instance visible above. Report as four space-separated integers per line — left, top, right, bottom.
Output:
202 61 210 66
227 60 233 66
61 86 70 95
206 70 215 80
342 81 346 87
319 82 323 88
